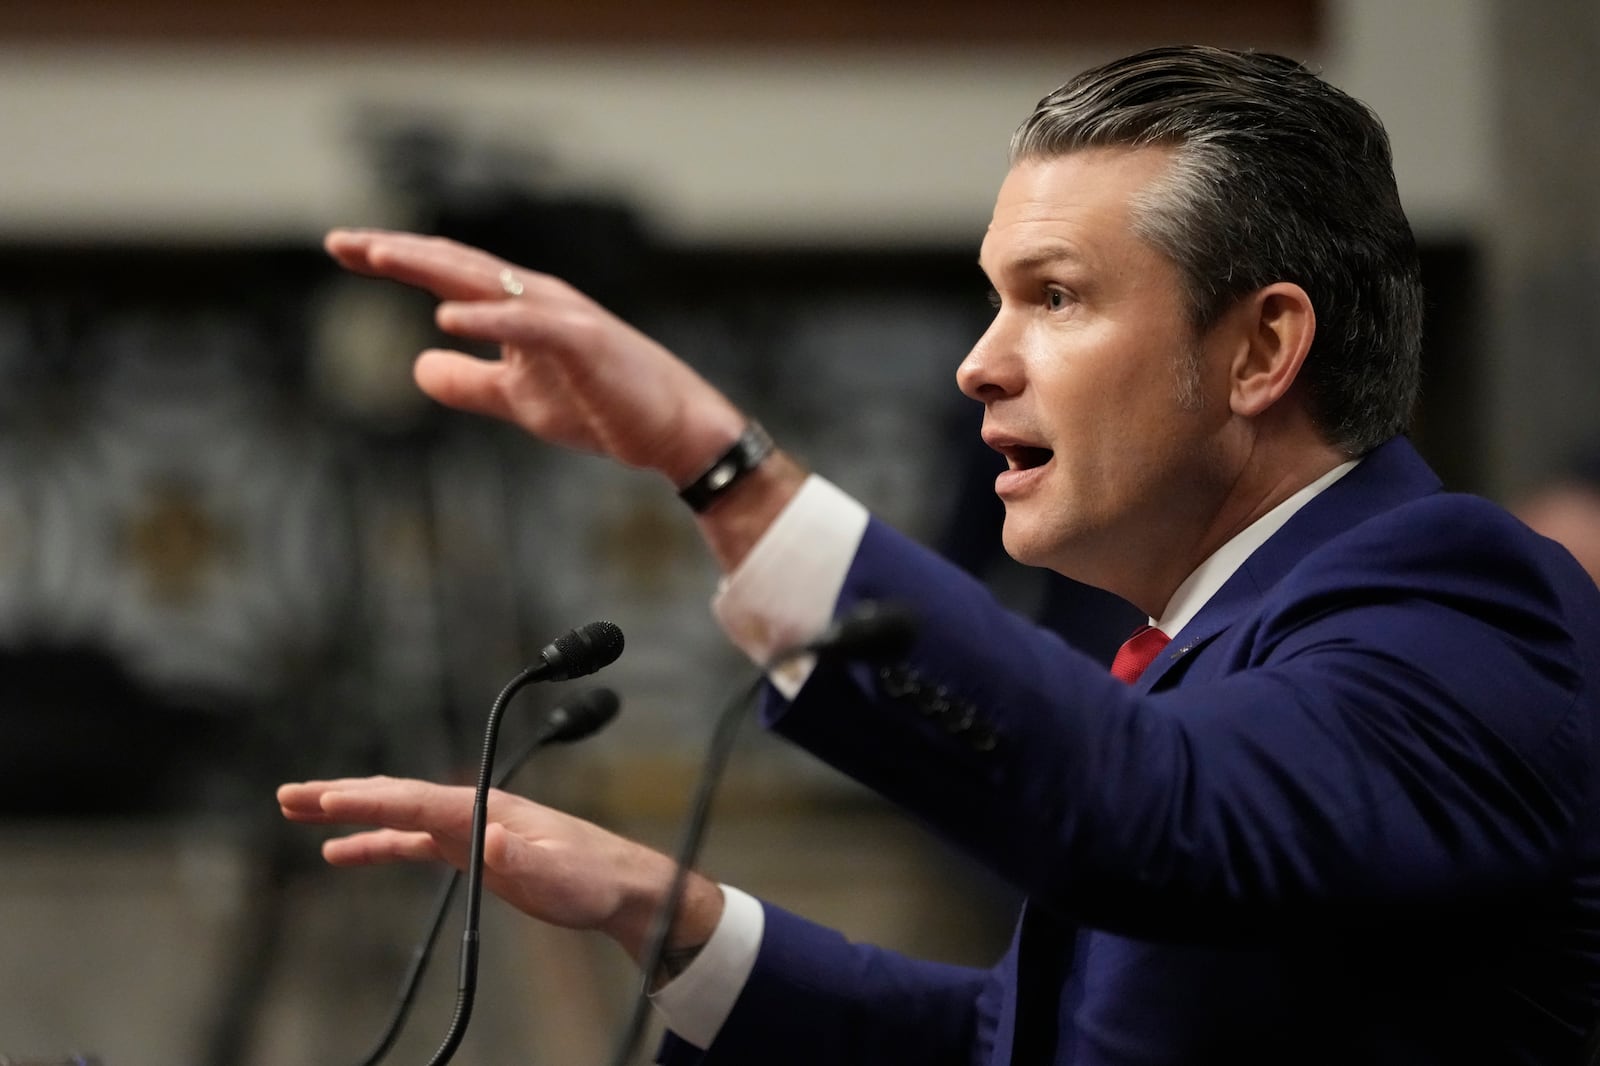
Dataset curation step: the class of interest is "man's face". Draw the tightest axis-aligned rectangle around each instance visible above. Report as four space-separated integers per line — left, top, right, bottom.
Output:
962 147 1235 604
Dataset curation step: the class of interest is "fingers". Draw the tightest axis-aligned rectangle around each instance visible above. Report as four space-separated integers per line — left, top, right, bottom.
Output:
325 228 573 306
277 777 380 823
322 828 444 867
435 295 597 348
425 301 593 412
277 776 476 837
325 229 497 300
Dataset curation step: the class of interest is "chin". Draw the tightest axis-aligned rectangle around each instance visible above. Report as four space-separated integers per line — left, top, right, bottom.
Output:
999 522 1056 570
1001 508 1100 580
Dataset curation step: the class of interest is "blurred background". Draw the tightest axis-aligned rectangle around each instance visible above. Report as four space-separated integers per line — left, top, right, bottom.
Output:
0 0 1594 1062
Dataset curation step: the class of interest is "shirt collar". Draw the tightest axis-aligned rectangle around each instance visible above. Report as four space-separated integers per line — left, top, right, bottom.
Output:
1155 458 1359 641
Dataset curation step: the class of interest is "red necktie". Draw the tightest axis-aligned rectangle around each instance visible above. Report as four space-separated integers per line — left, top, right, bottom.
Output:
1110 624 1171 684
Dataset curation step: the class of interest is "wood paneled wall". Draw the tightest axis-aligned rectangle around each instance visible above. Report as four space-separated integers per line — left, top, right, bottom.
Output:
0 0 1320 49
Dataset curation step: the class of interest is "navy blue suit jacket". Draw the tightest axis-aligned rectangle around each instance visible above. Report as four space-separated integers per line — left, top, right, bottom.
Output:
660 437 1600 1065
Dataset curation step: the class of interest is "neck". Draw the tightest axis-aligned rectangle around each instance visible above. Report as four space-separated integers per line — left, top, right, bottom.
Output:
1128 437 1351 619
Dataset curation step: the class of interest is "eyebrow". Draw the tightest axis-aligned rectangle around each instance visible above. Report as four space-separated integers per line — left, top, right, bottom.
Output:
979 243 1088 278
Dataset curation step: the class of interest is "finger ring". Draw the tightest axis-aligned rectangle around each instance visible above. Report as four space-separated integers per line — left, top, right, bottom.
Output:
498 268 525 297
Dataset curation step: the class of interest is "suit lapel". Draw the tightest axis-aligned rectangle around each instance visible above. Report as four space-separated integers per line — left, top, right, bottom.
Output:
1138 437 1442 692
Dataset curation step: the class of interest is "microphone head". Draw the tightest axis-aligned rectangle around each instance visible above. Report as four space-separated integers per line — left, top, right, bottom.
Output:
805 600 919 663
544 687 622 744
541 620 626 681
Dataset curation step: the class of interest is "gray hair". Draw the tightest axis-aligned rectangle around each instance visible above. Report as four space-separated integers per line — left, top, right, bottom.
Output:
1011 45 1424 456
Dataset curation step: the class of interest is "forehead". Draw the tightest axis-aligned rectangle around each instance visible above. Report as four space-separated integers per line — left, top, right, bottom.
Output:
979 146 1177 274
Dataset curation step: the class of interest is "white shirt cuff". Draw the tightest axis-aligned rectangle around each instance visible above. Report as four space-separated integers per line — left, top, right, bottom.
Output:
711 474 870 698
648 884 766 1049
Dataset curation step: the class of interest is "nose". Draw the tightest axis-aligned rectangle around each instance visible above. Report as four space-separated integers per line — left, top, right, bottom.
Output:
957 317 1022 403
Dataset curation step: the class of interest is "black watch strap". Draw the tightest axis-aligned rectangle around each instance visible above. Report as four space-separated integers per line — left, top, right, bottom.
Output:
677 422 776 513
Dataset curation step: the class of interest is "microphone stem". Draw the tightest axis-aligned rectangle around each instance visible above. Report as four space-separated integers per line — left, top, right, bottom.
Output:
352 701 583 1066
605 671 765 1066
421 661 548 1066
352 873 459 1066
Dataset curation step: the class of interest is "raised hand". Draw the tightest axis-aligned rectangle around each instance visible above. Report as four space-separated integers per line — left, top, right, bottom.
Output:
325 227 808 570
324 228 747 486
277 775 723 963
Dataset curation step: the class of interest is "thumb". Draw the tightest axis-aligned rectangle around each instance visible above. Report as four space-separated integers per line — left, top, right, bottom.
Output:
413 349 515 422
482 821 524 874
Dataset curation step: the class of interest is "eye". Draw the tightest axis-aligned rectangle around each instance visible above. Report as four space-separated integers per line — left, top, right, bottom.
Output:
1045 288 1070 311
985 287 1002 310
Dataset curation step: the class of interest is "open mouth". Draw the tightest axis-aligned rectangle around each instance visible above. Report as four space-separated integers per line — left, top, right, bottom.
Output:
1005 445 1054 471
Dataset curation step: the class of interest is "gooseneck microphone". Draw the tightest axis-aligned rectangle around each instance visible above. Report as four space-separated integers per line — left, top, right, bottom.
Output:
423 620 625 1066
353 686 622 1066
604 600 918 1066
538 687 624 745
533 621 627 683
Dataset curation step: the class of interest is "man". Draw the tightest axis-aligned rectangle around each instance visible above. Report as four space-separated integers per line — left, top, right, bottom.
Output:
278 46 1600 1063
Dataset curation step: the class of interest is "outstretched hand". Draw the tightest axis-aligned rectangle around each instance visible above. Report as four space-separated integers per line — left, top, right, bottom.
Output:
324 228 747 486
325 227 808 570
277 775 723 964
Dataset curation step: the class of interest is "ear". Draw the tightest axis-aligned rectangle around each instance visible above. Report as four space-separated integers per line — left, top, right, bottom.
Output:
1227 282 1316 418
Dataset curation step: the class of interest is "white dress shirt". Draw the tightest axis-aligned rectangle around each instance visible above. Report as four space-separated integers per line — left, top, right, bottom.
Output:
651 460 1357 1048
